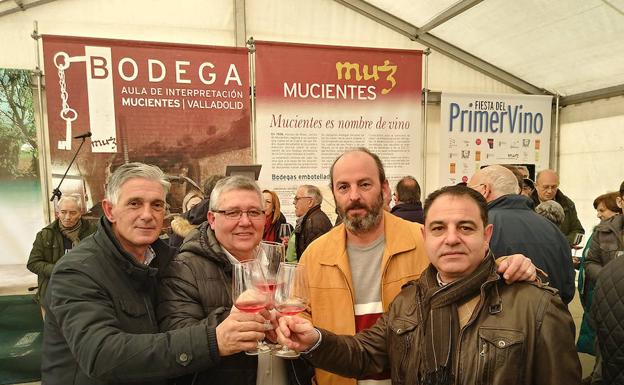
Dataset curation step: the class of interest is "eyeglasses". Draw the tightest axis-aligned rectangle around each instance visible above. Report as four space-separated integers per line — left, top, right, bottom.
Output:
214 209 265 221
293 196 313 204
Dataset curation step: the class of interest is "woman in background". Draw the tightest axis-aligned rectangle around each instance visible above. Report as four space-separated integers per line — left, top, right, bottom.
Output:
262 189 289 242
577 191 622 358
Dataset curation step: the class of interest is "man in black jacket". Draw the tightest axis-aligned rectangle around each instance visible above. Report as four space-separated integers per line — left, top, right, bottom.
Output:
468 165 575 304
27 194 97 312
293 184 332 260
531 169 585 246
390 176 424 223
42 163 267 385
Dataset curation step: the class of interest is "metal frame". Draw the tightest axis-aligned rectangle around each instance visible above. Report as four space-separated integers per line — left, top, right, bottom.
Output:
234 0 246 47
0 0 57 17
333 0 546 95
560 84 624 107
418 0 483 34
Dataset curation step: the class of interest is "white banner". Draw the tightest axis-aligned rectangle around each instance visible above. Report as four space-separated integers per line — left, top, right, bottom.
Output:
439 92 552 185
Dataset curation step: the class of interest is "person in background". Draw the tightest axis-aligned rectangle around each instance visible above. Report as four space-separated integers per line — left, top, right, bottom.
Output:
579 185 624 380
262 189 290 242
169 174 225 249
535 199 565 226
278 185 581 385
390 176 424 223
503 164 524 192
469 165 575 304
27 194 97 316
516 165 530 179
521 178 535 198
593 191 622 222
181 190 203 213
590 250 624 385
42 163 265 385
584 182 624 292
577 191 623 362
531 169 585 245
293 184 332 261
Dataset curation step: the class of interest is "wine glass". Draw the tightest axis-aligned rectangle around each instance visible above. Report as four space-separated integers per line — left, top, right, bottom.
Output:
279 223 292 245
273 262 309 358
255 242 285 350
232 260 271 355
255 241 286 300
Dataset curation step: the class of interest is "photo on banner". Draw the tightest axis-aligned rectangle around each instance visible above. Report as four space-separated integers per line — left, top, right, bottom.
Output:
254 41 423 223
439 92 552 186
41 35 252 219
0 68 44 264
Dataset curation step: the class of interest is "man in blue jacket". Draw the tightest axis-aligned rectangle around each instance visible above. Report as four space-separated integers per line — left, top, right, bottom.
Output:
468 165 575 304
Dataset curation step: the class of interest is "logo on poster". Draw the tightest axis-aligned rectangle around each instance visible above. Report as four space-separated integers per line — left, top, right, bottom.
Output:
448 102 544 134
336 60 397 94
88 56 242 85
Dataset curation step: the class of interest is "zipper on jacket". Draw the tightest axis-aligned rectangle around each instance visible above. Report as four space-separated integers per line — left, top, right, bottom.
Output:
401 333 412 371
477 342 489 385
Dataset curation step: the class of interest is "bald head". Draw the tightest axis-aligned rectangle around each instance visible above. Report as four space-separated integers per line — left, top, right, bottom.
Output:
469 165 520 202
535 169 559 202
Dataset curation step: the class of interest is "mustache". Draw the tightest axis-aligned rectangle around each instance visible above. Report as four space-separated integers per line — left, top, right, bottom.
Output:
345 202 368 211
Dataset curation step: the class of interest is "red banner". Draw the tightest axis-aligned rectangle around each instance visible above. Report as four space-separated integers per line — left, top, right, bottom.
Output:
254 41 422 222
42 35 251 211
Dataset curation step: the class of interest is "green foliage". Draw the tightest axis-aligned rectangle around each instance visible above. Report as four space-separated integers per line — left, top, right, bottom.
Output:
0 68 38 178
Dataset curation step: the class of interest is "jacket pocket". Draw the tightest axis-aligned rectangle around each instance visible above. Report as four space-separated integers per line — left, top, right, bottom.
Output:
114 297 148 318
389 317 419 385
477 327 525 385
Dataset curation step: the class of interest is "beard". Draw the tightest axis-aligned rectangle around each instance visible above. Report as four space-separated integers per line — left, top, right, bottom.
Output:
338 192 384 235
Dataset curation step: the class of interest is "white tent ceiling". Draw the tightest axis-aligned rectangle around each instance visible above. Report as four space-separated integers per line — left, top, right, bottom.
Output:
339 0 624 105
2 0 623 105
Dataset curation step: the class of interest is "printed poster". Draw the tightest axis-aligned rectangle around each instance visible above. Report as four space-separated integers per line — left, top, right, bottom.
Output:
254 41 423 222
42 35 252 214
440 92 552 185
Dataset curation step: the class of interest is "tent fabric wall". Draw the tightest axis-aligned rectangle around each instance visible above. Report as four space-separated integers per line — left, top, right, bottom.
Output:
559 96 624 244
0 0 621 263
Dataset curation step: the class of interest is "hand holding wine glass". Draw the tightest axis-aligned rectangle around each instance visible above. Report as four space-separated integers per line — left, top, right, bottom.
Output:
273 262 309 358
232 260 271 355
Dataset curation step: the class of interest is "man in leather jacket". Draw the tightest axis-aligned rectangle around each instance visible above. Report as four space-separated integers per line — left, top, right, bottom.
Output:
278 185 582 385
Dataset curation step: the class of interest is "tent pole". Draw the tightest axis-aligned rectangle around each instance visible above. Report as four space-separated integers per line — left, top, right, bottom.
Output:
247 38 256 163
31 20 52 223
552 94 560 172
422 48 430 195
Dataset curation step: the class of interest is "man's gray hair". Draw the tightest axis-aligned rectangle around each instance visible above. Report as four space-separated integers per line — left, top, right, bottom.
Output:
535 200 565 226
209 175 263 211
480 165 521 195
105 162 170 205
300 184 323 205
57 194 83 210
